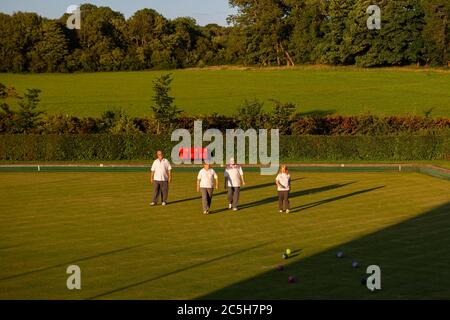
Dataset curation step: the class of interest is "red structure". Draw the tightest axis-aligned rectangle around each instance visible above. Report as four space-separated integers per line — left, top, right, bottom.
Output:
179 147 209 161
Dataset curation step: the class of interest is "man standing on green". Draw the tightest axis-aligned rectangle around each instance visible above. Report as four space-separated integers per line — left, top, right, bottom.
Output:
150 150 172 206
197 163 219 215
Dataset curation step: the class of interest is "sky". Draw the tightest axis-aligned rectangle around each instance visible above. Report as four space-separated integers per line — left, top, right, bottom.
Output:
0 0 236 26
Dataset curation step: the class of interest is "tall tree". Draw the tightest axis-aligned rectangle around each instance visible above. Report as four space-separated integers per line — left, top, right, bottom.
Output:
166 17 202 68
229 0 295 66
16 89 43 133
288 0 327 64
151 74 181 134
345 0 424 67
28 20 69 72
126 8 168 69
0 12 42 72
423 0 450 65
319 0 355 64
75 4 127 71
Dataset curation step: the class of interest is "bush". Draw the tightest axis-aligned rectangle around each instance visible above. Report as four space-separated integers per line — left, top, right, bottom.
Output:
0 134 448 162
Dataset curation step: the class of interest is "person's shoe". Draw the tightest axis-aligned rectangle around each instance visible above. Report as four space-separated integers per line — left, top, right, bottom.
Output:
150 202 156 206
279 210 283 213
162 202 167 206
233 207 238 211
228 204 232 210
286 209 290 214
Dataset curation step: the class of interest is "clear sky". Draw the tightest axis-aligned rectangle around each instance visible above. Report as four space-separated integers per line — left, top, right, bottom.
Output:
0 0 235 26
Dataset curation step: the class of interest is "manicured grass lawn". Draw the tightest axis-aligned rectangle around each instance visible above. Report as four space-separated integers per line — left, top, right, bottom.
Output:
0 170 449 299
2 66 450 117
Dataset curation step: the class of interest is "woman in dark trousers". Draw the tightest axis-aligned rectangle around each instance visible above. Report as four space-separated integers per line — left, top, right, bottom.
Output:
275 165 291 213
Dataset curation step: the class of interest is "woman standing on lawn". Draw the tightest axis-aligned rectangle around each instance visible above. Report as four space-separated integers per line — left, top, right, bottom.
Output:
276 165 291 213
224 157 245 211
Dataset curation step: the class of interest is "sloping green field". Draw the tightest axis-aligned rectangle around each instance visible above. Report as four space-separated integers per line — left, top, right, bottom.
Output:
2 67 450 117
0 170 449 299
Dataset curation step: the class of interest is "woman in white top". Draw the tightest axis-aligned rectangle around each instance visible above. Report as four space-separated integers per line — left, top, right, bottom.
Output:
275 165 291 213
224 158 245 211
197 163 219 214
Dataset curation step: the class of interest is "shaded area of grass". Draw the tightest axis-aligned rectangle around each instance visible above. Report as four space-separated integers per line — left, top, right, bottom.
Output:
199 201 450 299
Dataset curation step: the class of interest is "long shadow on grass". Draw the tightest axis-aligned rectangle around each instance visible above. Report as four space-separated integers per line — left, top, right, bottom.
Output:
239 182 356 210
0 243 152 282
198 201 450 299
168 178 303 205
85 242 272 300
290 186 385 213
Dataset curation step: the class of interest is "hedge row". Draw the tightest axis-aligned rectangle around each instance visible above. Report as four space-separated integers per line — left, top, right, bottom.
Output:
0 134 449 162
2 112 450 136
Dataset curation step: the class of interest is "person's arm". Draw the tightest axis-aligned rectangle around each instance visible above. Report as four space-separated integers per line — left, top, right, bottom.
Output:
150 161 155 183
240 168 245 186
224 170 228 189
167 161 173 183
275 175 282 189
197 171 201 192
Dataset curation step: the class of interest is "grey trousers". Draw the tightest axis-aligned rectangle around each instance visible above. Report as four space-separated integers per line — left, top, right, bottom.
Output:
201 188 214 211
227 187 240 208
152 181 169 203
278 191 290 210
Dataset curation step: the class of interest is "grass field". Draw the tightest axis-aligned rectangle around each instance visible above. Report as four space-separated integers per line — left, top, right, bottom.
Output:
2 66 450 117
1 169 449 299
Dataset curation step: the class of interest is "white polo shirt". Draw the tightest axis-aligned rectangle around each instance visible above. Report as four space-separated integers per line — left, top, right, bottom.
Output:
197 168 218 189
151 158 172 181
224 165 244 187
276 173 291 191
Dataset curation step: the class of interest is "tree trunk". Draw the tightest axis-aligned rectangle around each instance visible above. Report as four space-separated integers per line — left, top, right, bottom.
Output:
279 42 295 66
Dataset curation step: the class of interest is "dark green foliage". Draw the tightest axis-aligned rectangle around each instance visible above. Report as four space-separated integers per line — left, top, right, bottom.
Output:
151 74 182 133
229 0 295 66
16 89 43 133
1 1 448 72
0 134 173 161
319 0 355 65
0 133 448 162
345 0 425 67
268 100 297 134
423 0 450 66
0 84 43 133
28 20 69 72
288 0 327 64
235 99 267 129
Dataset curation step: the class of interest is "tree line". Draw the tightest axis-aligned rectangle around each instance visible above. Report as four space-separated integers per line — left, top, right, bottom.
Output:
0 0 449 73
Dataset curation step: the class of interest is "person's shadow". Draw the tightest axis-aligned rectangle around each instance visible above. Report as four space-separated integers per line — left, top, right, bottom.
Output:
289 186 385 213
168 178 305 206
238 182 356 210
